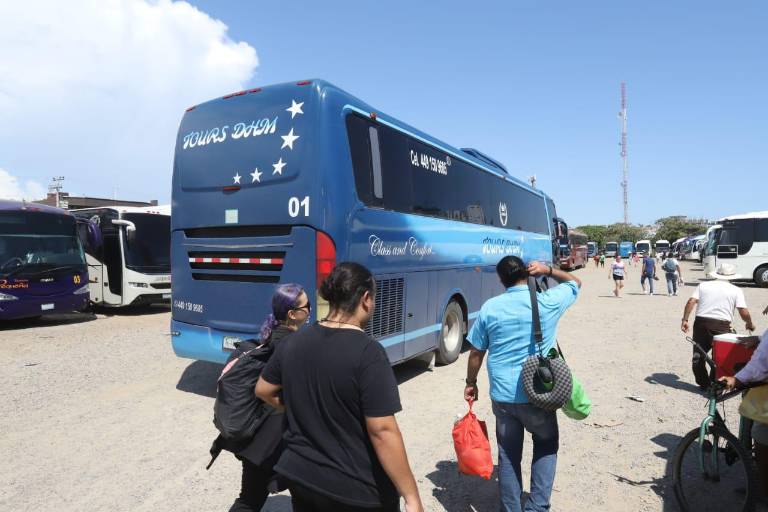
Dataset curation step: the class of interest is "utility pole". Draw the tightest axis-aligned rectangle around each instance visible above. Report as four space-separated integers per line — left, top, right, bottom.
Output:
49 176 65 208
619 82 629 224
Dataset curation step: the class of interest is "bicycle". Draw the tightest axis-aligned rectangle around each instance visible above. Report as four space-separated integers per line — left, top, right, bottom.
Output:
672 337 763 512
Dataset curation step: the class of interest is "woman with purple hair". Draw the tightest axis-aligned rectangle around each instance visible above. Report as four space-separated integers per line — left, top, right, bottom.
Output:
227 282 311 512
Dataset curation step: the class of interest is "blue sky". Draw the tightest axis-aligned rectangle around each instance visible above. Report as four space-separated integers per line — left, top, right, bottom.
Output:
1 1 765 226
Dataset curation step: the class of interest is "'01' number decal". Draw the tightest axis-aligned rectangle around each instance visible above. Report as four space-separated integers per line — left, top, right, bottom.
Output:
288 196 310 218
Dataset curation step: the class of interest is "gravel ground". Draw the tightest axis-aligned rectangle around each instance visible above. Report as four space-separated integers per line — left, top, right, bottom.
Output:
1 261 766 511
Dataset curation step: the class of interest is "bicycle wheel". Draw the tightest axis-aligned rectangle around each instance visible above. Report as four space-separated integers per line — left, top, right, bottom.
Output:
673 425 758 512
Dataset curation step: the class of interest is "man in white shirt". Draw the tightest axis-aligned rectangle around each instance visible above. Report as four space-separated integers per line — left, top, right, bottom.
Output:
681 263 756 389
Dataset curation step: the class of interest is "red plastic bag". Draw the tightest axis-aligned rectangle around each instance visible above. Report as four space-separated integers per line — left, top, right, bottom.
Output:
452 400 493 479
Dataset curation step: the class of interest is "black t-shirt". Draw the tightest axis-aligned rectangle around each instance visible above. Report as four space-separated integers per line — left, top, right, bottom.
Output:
261 323 402 507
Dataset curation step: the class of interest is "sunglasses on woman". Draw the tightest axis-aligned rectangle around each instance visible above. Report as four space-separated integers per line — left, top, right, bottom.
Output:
291 300 311 313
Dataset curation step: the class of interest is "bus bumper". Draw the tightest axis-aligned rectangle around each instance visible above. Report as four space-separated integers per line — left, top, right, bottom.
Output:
170 319 255 364
0 294 89 320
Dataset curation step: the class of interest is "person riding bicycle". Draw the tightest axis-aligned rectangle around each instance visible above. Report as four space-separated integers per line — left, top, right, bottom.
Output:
720 304 768 502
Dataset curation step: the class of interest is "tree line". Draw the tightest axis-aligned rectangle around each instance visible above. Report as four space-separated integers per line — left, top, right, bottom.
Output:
575 216 710 249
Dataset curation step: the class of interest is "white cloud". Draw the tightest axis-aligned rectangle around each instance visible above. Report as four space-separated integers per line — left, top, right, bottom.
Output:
0 0 258 202
0 169 46 201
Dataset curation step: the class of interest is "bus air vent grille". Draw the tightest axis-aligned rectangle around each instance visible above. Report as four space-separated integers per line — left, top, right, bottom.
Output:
365 278 404 340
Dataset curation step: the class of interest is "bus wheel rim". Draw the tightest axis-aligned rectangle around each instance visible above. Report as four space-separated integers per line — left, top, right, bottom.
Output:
443 309 461 352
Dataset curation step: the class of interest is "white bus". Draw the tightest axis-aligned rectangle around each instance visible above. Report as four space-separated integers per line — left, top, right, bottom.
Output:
680 234 706 261
654 239 670 256
635 239 652 256
73 206 171 306
703 211 768 287
604 241 618 257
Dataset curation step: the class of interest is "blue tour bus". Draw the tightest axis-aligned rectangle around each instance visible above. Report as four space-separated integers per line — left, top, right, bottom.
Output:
170 79 566 365
0 200 89 320
587 241 597 258
619 241 635 258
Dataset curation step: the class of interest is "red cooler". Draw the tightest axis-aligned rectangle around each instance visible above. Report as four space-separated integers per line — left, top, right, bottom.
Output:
712 333 756 379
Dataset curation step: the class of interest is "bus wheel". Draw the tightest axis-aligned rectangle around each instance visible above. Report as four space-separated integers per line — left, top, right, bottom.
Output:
754 265 768 287
435 301 464 365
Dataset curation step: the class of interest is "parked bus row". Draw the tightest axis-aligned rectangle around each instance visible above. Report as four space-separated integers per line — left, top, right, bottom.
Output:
0 200 171 321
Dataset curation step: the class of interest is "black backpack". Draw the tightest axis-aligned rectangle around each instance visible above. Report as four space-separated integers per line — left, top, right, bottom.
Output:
213 340 273 443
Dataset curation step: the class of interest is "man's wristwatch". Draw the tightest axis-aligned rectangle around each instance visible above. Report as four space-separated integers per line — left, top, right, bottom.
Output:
548 265 553 277
465 378 477 385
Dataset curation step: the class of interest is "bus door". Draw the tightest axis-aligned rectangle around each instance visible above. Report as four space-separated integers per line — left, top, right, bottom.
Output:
80 211 123 305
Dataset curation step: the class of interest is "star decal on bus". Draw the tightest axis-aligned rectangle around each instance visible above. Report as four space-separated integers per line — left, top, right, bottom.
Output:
286 100 304 119
272 158 286 175
250 167 262 183
280 128 300 150
233 173 242 184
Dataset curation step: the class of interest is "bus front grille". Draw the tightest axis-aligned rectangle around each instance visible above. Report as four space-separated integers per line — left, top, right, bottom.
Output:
365 278 404 340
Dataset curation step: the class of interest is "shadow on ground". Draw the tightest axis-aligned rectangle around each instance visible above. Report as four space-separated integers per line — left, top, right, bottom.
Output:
609 432 683 511
0 311 97 331
176 360 223 398
426 460 501 512
94 303 171 317
645 372 702 394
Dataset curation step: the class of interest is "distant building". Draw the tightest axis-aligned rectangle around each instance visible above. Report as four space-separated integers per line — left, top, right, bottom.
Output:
34 192 158 210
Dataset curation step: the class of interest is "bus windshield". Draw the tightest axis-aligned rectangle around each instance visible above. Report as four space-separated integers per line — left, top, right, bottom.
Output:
122 213 171 272
0 211 86 278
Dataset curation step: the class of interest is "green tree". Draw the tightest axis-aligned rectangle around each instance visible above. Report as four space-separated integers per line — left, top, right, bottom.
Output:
654 216 708 242
576 223 648 249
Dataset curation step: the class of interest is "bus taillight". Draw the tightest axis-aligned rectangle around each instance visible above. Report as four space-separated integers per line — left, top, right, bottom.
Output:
316 231 336 288
315 231 336 321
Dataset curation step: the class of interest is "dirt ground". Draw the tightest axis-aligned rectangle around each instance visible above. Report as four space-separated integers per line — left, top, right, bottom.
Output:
1 260 766 511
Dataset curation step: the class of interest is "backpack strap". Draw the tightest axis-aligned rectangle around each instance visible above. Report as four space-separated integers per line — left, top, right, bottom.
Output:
527 276 544 355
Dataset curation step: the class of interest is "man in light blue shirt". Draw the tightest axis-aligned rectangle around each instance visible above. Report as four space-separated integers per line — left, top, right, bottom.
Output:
464 256 581 512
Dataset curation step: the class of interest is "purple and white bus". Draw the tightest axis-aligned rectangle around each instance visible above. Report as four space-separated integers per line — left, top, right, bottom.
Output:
0 200 89 320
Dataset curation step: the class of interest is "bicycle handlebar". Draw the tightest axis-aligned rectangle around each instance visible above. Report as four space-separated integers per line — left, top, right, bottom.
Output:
685 336 717 370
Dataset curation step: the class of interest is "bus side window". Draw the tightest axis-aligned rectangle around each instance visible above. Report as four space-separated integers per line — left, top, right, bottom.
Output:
346 114 383 207
756 219 768 242
368 126 383 200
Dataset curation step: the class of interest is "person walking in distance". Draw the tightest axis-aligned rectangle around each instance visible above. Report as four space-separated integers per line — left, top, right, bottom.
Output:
599 253 606 268
464 256 581 512
222 283 310 512
593 252 600 268
661 254 682 296
256 263 423 512
609 254 627 297
681 263 756 390
640 252 657 295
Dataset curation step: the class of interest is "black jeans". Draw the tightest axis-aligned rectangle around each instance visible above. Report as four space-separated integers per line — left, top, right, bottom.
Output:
691 316 731 388
288 480 399 512
229 459 273 512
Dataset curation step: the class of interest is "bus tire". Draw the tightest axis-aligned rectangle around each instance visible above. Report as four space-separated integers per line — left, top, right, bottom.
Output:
754 265 768 287
435 301 465 366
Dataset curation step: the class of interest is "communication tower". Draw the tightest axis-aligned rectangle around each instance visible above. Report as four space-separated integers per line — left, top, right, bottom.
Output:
619 83 629 224
48 176 65 208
